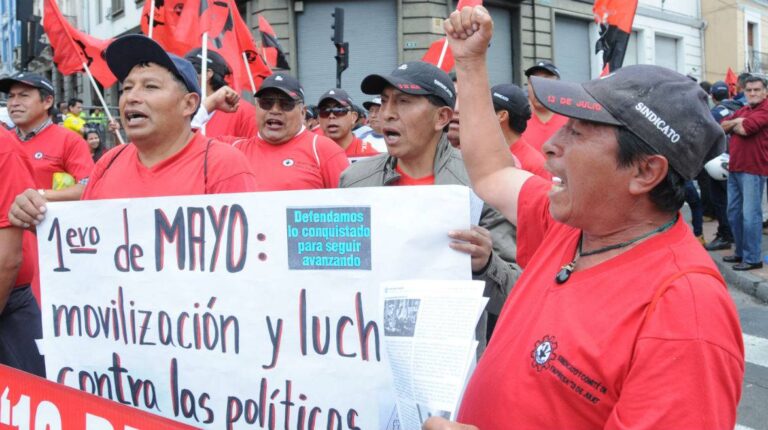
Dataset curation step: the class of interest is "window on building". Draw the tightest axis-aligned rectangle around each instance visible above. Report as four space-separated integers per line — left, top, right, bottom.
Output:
554 15 592 82
111 0 124 17
623 31 640 66
654 35 678 72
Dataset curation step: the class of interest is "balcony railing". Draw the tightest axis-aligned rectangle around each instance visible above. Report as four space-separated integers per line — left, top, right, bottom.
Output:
748 49 768 73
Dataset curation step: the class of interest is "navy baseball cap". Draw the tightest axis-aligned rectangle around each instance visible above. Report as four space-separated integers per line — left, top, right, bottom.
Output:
525 60 561 79
0 72 55 94
184 48 231 77
530 64 726 180
710 81 729 99
491 84 531 119
318 88 353 107
361 61 456 107
106 35 201 96
255 73 305 102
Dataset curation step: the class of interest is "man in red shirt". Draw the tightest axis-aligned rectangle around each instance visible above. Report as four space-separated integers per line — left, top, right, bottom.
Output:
0 126 44 377
520 60 568 152
202 74 349 191
340 61 519 353
317 88 378 159
490 83 550 180
720 75 768 270
0 73 94 201
185 48 258 139
9 35 257 227
427 6 744 430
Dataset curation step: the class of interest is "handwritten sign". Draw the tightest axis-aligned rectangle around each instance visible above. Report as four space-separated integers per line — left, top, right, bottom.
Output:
37 186 472 428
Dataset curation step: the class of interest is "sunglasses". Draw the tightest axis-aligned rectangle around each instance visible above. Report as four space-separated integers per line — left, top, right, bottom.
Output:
257 97 298 111
318 106 351 118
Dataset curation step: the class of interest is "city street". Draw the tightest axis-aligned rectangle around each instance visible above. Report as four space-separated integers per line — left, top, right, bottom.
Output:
733 285 768 430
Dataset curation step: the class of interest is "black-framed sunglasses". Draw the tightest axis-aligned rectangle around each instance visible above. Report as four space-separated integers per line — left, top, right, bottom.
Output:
318 106 351 118
257 97 298 111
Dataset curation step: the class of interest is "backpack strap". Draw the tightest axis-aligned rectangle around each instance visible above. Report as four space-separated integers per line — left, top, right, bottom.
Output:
96 144 131 182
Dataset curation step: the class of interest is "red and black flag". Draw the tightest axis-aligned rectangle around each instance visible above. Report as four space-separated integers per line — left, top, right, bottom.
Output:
258 15 290 70
593 0 638 75
140 0 194 55
725 67 738 98
43 0 116 87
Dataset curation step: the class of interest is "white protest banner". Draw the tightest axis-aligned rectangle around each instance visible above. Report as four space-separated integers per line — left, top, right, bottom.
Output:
36 186 472 429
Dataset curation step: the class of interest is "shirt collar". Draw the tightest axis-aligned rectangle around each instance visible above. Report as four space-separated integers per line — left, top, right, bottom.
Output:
16 118 53 142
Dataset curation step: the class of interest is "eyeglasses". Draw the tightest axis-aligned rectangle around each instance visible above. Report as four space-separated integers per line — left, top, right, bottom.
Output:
257 97 298 111
318 106 351 118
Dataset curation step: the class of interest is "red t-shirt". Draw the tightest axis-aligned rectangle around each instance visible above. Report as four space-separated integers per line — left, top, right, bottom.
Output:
345 136 379 158
458 177 744 430
13 123 94 189
82 132 257 199
0 129 37 287
509 136 551 180
394 165 435 186
205 101 258 140
232 129 349 191
522 112 568 153
726 99 768 176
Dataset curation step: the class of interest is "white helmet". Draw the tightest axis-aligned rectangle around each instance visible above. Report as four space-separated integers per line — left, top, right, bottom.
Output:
704 153 729 180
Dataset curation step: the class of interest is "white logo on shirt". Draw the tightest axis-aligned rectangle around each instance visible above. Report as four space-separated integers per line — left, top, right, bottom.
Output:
282 159 295 167
34 152 43 160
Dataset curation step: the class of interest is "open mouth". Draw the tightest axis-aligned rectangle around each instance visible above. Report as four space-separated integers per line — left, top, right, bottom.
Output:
326 124 340 133
265 118 284 129
124 111 148 126
383 128 401 145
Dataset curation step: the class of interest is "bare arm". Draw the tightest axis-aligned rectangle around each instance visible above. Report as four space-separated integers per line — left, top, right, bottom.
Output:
42 183 84 202
0 227 23 312
446 7 533 225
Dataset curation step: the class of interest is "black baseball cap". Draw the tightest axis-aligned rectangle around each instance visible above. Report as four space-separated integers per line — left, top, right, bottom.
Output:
0 72 55 94
525 60 561 79
184 48 232 77
255 73 304 102
491 84 531 119
318 88 353 107
710 81 729 99
530 64 725 180
361 61 456 107
363 96 381 110
105 35 201 96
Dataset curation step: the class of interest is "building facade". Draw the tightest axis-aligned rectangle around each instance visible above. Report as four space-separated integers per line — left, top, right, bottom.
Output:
703 0 768 82
0 0 22 77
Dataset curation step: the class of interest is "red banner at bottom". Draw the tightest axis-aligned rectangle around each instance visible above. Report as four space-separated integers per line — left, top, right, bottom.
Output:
0 365 197 429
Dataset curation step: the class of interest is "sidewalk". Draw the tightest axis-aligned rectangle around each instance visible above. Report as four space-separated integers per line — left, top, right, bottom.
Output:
702 218 768 303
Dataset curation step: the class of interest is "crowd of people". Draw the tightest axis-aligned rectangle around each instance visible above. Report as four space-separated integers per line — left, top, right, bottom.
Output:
0 4 752 428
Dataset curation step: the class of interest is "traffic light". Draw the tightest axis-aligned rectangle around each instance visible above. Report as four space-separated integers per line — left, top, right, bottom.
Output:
332 8 348 87
332 8 344 45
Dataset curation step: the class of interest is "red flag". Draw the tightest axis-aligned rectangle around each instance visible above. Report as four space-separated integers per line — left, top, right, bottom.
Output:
423 37 454 73
593 0 638 74
725 67 738 98
456 0 483 10
43 0 116 87
258 15 290 70
169 0 271 92
140 0 194 55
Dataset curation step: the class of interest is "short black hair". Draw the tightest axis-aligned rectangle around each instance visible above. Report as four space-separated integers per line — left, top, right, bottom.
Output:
615 127 685 214
492 103 531 135
68 98 83 108
426 94 449 108
699 81 712 94
738 72 752 88
744 75 767 88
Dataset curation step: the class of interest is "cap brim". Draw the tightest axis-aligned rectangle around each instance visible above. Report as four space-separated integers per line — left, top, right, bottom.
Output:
0 77 50 93
318 95 351 107
525 66 559 78
530 76 622 126
255 86 303 101
106 35 180 84
361 74 430 97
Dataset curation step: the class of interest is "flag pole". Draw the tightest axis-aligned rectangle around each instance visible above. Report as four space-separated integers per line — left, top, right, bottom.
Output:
148 0 156 39
242 52 257 94
200 32 208 136
82 61 125 145
436 38 450 69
